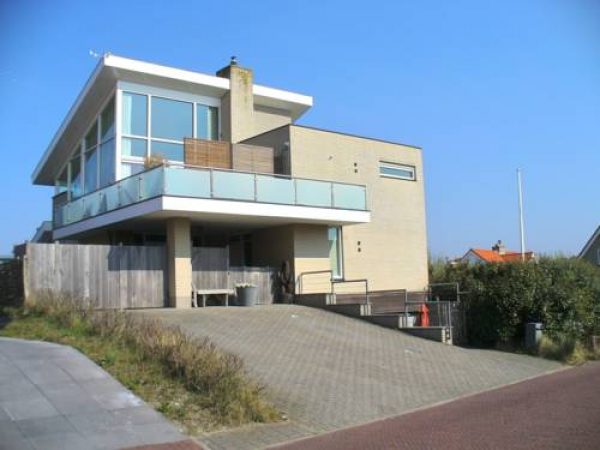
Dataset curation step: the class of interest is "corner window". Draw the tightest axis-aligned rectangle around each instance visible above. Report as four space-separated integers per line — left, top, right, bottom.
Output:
379 162 416 181
328 227 343 279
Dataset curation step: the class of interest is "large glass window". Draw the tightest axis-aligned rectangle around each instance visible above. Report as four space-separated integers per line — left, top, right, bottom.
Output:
70 155 82 198
85 123 97 150
121 162 144 178
121 137 147 158
100 97 115 142
56 166 68 194
151 141 183 162
328 227 343 279
122 93 147 136
84 148 98 193
99 140 115 188
151 97 192 141
196 104 218 140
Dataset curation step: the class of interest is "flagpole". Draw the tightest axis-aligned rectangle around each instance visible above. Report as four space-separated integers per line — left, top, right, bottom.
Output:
517 168 526 261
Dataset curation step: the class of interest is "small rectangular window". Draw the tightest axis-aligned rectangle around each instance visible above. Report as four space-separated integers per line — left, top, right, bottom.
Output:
122 92 148 136
379 162 416 181
328 226 343 279
196 104 219 140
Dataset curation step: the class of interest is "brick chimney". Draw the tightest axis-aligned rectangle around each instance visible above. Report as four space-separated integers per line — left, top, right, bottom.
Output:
492 240 506 255
216 56 254 143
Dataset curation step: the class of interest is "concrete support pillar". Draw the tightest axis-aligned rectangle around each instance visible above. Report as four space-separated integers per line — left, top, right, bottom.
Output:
166 218 192 309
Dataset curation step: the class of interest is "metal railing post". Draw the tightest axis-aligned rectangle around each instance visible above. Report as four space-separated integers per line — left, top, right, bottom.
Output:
254 173 258 201
209 168 214 198
330 183 335 208
138 176 143 200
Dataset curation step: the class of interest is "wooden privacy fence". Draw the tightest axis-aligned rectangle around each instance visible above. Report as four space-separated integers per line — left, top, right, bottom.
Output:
24 243 167 309
191 246 277 304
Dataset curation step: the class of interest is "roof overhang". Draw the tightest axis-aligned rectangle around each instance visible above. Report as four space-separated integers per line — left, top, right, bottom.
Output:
32 54 313 186
579 226 600 258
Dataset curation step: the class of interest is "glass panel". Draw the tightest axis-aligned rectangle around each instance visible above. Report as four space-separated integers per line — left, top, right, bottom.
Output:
140 167 164 200
102 183 120 212
121 162 144 178
256 175 294 204
151 97 192 141
151 140 183 162
196 104 218 140
332 184 366 210
379 163 415 180
70 155 82 198
67 197 85 224
164 167 211 198
119 176 139 206
100 96 115 142
122 92 147 136
84 149 98 193
121 137 147 158
99 139 115 188
295 179 331 207
85 123 98 150
84 192 101 218
212 171 254 201
328 227 342 278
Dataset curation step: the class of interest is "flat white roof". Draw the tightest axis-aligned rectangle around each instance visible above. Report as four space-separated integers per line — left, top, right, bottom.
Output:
32 54 313 185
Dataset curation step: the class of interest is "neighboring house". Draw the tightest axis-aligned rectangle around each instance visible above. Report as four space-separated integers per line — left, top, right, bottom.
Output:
459 240 535 264
31 220 54 243
32 55 428 308
579 226 600 267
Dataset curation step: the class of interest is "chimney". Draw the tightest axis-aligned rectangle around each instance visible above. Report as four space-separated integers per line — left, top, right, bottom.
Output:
216 56 254 143
492 240 506 255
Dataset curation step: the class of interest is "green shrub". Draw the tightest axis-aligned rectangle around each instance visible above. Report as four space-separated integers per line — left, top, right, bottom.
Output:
430 257 600 348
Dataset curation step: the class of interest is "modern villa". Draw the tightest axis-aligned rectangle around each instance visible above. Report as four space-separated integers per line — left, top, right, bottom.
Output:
32 55 428 308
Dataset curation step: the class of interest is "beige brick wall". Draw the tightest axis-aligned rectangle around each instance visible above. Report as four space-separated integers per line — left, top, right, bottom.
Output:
167 218 192 309
254 105 292 137
289 126 429 292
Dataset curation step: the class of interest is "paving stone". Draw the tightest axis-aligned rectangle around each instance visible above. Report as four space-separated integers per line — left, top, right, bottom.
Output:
15 359 73 386
112 406 167 426
135 306 563 450
0 378 41 402
1 395 60 420
51 356 110 381
92 388 145 410
66 410 125 433
16 415 77 437
28 430 93 450
39 381 104 414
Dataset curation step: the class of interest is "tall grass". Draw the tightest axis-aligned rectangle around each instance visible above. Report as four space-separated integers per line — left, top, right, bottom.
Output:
25 291 279 426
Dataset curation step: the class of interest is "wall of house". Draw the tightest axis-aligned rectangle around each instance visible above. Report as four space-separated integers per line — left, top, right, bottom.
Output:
253 105 292 137
252 225 295 271
581 236 600 267
292 224 331 293
289 125 429 292
242 125 291 175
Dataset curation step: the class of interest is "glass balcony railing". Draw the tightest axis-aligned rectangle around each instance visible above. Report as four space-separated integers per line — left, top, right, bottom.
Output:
55 165 368 228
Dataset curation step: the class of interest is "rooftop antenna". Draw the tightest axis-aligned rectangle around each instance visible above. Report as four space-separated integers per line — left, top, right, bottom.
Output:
517 168 526 261
89 49 100 59
230 56 238 65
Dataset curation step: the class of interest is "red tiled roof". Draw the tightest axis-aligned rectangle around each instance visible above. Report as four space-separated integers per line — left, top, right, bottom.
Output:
470 248 535 263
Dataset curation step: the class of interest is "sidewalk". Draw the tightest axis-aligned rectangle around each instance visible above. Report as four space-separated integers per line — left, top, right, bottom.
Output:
0 337 200 450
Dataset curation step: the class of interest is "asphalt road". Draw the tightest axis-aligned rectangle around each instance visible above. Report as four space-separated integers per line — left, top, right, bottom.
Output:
273 362 600 450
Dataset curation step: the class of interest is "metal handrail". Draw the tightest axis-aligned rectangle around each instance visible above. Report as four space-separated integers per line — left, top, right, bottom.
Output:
332 278 370 305
298 270 333 295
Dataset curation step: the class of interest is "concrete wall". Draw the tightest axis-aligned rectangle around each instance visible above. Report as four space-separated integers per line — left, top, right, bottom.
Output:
252 225 295 271
254 105 292 137
289 125 429 292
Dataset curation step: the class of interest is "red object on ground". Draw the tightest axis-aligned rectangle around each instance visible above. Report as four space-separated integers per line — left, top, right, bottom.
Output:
420 303 429 327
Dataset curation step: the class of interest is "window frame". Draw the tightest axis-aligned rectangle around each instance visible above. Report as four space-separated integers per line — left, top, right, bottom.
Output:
379 161 417 181
328 226 344 280
117 82 221 176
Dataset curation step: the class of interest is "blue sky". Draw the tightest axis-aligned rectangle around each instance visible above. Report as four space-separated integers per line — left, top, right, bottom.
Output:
0 0 598 257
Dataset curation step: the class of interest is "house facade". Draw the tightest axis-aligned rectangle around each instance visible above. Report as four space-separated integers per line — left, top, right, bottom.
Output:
32 55 428 308
579 226 600 267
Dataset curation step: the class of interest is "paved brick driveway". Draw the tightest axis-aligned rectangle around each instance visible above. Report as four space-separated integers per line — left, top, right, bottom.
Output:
273 361 600 450
136 305 562 450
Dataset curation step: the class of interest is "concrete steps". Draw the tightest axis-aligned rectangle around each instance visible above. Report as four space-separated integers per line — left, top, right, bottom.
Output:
295 292 451 344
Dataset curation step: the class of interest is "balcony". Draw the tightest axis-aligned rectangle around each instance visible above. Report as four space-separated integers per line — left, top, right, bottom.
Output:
54 165 369 231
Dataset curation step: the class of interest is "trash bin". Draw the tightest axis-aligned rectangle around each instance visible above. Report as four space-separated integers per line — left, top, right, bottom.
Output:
525 322 543 349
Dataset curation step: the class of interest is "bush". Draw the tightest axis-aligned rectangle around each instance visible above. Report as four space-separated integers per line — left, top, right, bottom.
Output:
25 292 279 426
430 257 600 348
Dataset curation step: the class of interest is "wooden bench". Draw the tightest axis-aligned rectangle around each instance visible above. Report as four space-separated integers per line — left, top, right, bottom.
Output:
191 284 235 308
